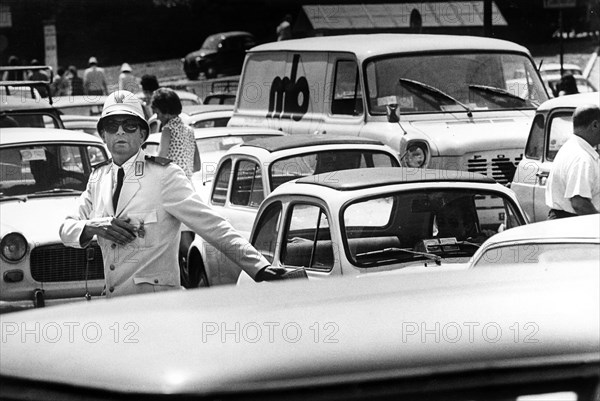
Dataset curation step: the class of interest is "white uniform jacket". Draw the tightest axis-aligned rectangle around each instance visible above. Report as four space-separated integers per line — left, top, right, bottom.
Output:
60 150 269 298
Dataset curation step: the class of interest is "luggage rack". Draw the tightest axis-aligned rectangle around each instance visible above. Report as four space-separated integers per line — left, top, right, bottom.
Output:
0 66 54 104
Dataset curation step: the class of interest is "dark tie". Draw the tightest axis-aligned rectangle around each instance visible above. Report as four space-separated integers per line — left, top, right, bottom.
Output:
112 167 124 212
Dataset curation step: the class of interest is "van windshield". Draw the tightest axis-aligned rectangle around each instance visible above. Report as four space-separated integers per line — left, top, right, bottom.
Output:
366 52 548 115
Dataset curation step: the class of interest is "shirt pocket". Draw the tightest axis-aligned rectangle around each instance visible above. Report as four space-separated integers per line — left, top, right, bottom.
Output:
133 272 178 292
127 210 158 248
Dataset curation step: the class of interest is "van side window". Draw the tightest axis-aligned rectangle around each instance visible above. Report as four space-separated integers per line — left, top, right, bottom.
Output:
524 114 545 160
331 60 363 116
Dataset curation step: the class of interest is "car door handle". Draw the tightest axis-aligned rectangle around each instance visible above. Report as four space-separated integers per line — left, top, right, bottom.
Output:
535 172 549 178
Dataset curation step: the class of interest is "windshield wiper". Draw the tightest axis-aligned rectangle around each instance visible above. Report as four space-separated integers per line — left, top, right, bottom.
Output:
468 84 535 106
399 78 473 117
30 188 81 196
356 247 442 266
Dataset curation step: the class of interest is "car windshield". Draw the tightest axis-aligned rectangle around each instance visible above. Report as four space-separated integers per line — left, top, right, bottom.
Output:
269 150 399 190
342 189 524 267
473 243 600 267
366 52 548 115
0 144 107 198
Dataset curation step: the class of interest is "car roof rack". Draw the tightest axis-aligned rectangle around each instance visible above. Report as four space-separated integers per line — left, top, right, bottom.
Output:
210 78 238 94
0 66 54 104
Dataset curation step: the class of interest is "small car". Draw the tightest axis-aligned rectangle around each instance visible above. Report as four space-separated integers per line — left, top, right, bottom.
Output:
60 115 101 137
185 104 233 128
2 263 597 398
469 213 599 268
202 78 238 105
187 136 401 287
182 31 256 80
539 62 583 78
511 92 600 222
543 74 598 97
52 95 106 117
0 128 110 307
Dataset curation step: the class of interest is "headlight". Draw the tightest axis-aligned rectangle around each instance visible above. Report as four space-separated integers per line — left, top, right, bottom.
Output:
404 143 428 168
1 233 28 262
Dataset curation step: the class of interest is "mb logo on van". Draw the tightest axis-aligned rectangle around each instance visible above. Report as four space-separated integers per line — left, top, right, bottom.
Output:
267 54 309 121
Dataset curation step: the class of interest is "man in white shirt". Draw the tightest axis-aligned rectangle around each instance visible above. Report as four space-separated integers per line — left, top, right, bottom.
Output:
545 104 600 219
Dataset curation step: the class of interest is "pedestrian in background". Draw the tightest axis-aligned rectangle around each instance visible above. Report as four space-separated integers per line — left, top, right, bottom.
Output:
83 56 108 96
27 59 49 98
60 90 285 298
545 104 600 219
50 66 71 97
68 65 84 96
118 63 139 93
557 73 579 96
2 55 24 81
140 74 160 119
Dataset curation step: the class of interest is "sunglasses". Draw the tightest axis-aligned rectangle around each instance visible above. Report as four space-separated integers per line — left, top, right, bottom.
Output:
103 118 140 134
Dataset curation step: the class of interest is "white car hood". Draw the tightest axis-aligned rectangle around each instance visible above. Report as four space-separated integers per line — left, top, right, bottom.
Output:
1 196 80 244
409 115 531 156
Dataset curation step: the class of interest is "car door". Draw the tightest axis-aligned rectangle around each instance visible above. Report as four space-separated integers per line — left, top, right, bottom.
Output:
532 109 574 222
512 113 544 222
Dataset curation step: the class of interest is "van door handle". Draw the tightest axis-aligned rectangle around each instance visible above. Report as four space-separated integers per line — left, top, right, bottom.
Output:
535 172 549 178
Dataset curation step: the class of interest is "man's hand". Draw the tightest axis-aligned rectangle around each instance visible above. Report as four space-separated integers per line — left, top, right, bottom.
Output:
84 217 137 245
255 266 309 282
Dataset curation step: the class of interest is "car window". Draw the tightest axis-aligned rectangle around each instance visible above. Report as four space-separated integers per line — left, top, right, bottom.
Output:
0 144 106 197
211 158 231 205
473 242 600 267
191 117 230 129
231 160 263 207
57 105 103 116
281 203 333 271
8 113 61 129
342 189 525 267
524 114 545 160
331 60 363 116
251 201 282 263
546 112 573 161
269 150 398 190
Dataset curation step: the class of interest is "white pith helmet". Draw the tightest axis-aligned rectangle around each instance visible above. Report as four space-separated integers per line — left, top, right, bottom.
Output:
97 90 150 140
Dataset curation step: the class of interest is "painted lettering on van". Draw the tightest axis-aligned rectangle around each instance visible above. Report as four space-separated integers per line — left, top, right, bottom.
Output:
267 54 309 121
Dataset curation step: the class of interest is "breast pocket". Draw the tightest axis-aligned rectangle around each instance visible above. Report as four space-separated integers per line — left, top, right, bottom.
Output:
127 210 159 248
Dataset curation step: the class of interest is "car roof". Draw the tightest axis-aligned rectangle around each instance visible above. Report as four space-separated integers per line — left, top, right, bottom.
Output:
0 127 104 146
1 264 597 395
206 30 254 40
52 95 106 108
295 167 495 191
539 62 582 71
250 34 530 60
0 95 56 111
145 127 284 144
186 104 234 115
536 91 600 111
478 214 600 246
240 134 385 152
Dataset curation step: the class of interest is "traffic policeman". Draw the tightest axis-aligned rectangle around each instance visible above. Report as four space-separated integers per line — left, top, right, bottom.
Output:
60 90 282 298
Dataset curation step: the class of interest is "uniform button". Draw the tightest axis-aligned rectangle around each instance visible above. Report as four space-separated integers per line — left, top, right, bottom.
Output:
109 287 114 293
111 243 117 249
109 264 115 271
154 279 159 284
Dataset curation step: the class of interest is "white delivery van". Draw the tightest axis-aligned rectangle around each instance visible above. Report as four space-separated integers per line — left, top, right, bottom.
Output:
228 34 549 185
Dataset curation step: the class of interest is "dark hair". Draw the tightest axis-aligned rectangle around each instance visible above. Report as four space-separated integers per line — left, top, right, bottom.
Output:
558 74 578 95
141 74 159 92
150 87 182 115
573 105 600 129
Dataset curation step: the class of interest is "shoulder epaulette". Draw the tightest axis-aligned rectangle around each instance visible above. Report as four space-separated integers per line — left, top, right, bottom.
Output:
145 155 172 166
92 158 112 170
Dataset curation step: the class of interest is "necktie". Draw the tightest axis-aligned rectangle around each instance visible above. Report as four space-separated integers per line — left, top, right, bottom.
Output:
112 167 124 212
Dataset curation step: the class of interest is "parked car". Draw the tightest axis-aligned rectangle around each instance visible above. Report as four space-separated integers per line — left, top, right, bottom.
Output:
0 128 110 307
60 115 101 137
53 95 106 117
539 62 583 78
182 31 256 80
2 263 597 399
511 92 600 222
200 166 525 286
202 77 238 105
543 74 598 97
469 213 599 268
185 104 233 128
229 34 550 185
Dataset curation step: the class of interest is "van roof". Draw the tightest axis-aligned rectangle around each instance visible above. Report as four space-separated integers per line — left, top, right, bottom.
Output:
249 34 530 60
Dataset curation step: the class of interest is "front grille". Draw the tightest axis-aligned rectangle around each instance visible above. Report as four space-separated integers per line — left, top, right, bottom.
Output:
30 244 104 282
467 153 523 185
